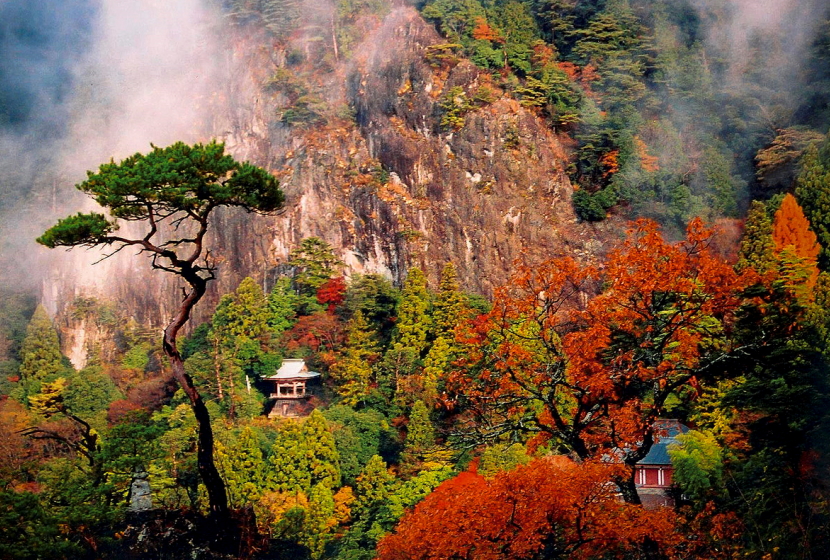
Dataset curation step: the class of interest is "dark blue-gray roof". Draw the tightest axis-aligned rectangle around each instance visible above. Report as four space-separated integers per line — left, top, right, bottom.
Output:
638 420 689 466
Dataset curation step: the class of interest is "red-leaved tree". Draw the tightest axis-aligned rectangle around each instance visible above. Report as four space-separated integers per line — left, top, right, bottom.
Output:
450 219 753 502
377 457 681 560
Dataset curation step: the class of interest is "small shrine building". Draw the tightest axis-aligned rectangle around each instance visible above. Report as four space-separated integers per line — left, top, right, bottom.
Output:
634 419 689 508
262 359 321 418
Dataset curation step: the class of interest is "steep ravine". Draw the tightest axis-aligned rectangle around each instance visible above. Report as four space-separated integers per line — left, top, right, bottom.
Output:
43 7 621 367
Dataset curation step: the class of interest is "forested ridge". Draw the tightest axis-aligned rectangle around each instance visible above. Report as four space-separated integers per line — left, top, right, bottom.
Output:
3 0 830 559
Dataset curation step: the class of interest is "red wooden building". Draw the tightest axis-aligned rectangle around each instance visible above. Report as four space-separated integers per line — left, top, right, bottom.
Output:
634 419 688 508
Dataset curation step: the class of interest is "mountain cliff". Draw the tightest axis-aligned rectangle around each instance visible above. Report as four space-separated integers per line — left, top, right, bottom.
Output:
43 7 617 366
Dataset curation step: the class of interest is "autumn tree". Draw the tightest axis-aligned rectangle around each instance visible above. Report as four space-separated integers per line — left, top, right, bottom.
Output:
713 193 830 556
772 193 820 291
377 457 681 560
452 219 750 503
37 141 284 518
288 237 342 314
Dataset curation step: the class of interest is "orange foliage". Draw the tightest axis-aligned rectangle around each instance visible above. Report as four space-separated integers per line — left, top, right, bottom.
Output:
772 194 820 260
451 219 751 469
317 276 347 312
531 43 556 68
557 61 581 81
377 457 681 560
772 193 820 290
283 311 344 354
634 136 660 172
472 18 504 43
599 149 620 177
0 398 39 488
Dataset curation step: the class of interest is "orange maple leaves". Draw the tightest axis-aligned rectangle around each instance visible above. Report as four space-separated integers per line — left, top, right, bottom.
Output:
377 457 681 560
771 193 820 291
451 219 751 463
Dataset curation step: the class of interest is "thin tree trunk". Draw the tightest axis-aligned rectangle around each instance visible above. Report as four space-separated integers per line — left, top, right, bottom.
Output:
163 277 228 518
213 340 224 400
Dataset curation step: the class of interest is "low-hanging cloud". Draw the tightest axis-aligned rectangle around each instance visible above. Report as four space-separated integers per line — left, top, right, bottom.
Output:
0 0 239 292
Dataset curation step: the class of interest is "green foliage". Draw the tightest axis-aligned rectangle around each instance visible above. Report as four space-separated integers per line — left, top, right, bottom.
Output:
432 262 465 338
667 430 726 502
795 133 830 269
0 291 36 389
401 400 437 469
302 483 337 558
424 43 463 68
737 200 776 273
477 442 530 477
269 276 301 336
323 405 395 485
395 268 431 357
329 311 379 406
215 426 266 507
282 95 328 127
385 465 454 520
439 86 474 130
572 185 616 221
289 237 342 313
268 410 342 493
37 141 282 249
340 274 399 346
99 410 164 501
63 366 122 422
0 489 87 559
19 305 64 383
35 212 117 249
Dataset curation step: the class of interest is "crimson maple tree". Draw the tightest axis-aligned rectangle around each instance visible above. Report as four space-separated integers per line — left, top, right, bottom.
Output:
450 219 752 502
377 457 681 560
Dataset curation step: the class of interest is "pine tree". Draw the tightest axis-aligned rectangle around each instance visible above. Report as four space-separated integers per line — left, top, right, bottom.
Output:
19 305 64 383
395 268 431 355
431 263 466 338
267 410 341 493
301 483 336 559
401 400 437 469
209 277 273 417
289 237 342 295
421 336 452 405
215 427 265 508
795 134 830 269
268 276 300 337
354 455 395 516
737 200 775 273
329 311 379 406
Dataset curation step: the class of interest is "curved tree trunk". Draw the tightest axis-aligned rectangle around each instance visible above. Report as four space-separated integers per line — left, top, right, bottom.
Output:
162 275 229 518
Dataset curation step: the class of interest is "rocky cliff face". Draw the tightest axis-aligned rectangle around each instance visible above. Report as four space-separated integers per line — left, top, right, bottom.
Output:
43 7 619 367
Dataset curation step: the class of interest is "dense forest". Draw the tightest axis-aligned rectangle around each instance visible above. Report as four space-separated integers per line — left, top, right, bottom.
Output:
3 0 830 559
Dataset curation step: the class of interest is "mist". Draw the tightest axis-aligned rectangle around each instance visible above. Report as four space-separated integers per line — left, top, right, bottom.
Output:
1 0 829 292
0 0 236 292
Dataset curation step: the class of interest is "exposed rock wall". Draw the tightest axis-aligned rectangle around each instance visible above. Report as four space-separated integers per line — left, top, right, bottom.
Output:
43 7 619 367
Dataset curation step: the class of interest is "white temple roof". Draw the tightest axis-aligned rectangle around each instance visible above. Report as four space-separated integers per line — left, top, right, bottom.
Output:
262 359 321 380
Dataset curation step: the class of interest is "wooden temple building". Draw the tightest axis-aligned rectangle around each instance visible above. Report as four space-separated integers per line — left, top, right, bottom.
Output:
634 419 689 508
263 359 321 418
